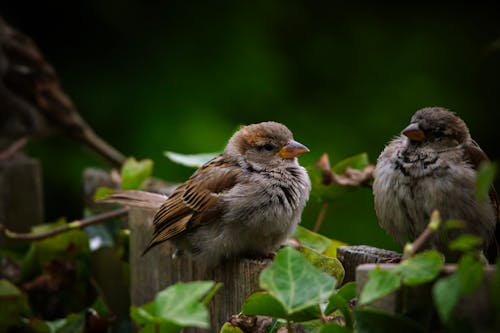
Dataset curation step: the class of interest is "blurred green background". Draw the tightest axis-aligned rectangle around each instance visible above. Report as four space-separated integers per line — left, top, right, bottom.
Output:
2 1 500 252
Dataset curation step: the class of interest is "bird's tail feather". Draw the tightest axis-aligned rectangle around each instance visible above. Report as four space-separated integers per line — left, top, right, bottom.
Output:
98 190 166 210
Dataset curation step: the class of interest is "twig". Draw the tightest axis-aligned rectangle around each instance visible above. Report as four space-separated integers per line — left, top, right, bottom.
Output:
0 207 129 241
313 202 329 233
402 210 441 260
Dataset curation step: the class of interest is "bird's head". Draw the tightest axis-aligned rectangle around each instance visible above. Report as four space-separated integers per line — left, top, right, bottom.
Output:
225 121 309 169
402 107 470 149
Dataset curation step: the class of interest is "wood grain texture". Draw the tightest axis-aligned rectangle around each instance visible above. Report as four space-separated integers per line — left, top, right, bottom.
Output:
337 245 402 284
0 157 43 247
129 207 270 333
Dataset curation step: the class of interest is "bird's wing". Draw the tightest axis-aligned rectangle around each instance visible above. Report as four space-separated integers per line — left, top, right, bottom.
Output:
143 155 240 254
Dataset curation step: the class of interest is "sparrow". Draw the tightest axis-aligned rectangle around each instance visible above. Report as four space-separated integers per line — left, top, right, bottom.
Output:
373 107 499 262
142 121 311 269
0 16 125 167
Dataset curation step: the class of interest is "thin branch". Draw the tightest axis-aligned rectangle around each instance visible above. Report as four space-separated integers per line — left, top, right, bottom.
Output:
402 210 441 260
313 202 329 233
0 207 129 241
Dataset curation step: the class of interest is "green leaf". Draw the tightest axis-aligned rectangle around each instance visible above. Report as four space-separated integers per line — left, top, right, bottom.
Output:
489 259 500 315
44 313 85 333
444 219 466 230
220 322 245 333
242 292 288 318
319 322 353 333
131 281 217 331
354 309 425 333
288 305 323 322
433 273 461 323
164 151 219 168
337 282 356 301
155 281 215 329
323 239 348 258
448 234 482 252
325 283 356 328
332 153 370 173
20 220 90 281
475 161 496 202
259 247 337 314
121 157 154 190
457 254 484 295
359 266 401 305
396 250 444 286
325 294 352 328
297 245 345 285
0 279 28 331
293 225 333 253
93 186 115 201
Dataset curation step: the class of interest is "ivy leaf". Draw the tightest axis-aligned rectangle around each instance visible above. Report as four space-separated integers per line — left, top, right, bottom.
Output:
432 274 461 323
155 281 214 328
318 322 354 333
93 186 115 201
475 162 496 202
325 294 353 328
396 250 444 286
241 292 288 318
121 157 154 190
220 322 245 333
325 282 357 327
130 281 216 331
457 254 484 295
0 279 28 331
297 246 345 284
164 151 219 168
448 234 482 252
293 226 333 253
359 266 401 305
259 247 337 314
323 239 348 258
354 309 425 333
337 282 356 301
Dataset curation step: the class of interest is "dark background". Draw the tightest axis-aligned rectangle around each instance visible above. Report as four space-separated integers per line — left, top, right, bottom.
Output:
2 1 500 251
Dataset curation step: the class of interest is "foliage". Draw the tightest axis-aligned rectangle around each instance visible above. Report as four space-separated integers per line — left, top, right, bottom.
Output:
475 161 496 202
236 247 354 332
358 232 497 332
131 281 221 332
121 157 154 190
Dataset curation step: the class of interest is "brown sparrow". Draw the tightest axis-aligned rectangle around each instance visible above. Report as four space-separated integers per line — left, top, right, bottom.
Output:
373 107 499 261
0 16 125 167
142 121 311 269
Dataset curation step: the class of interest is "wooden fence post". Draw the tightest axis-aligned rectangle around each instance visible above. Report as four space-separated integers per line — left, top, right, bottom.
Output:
129 207 270 333
0 157 43 247
337 245 402 284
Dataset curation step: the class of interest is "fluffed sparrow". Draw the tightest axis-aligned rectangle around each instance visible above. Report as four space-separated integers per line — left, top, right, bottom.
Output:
373 107 499 261
142 121 311 269
0 16 125 167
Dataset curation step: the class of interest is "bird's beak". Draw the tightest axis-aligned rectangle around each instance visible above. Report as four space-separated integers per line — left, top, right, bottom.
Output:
402 123 426 142
276 140 310 159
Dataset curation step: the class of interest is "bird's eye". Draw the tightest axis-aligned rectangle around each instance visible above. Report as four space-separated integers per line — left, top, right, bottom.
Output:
263 143 274 151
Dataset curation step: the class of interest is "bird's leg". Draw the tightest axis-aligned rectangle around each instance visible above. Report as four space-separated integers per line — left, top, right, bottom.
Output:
0 137 28 160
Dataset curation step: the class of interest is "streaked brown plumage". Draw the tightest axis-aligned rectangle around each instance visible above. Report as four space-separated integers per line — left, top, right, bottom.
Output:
143 121 311 268
373 107 499 262
0 16 124 167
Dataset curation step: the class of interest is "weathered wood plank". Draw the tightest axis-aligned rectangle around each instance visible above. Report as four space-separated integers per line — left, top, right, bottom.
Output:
0 157 43 247
337 245 401 283
129 207 270 333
